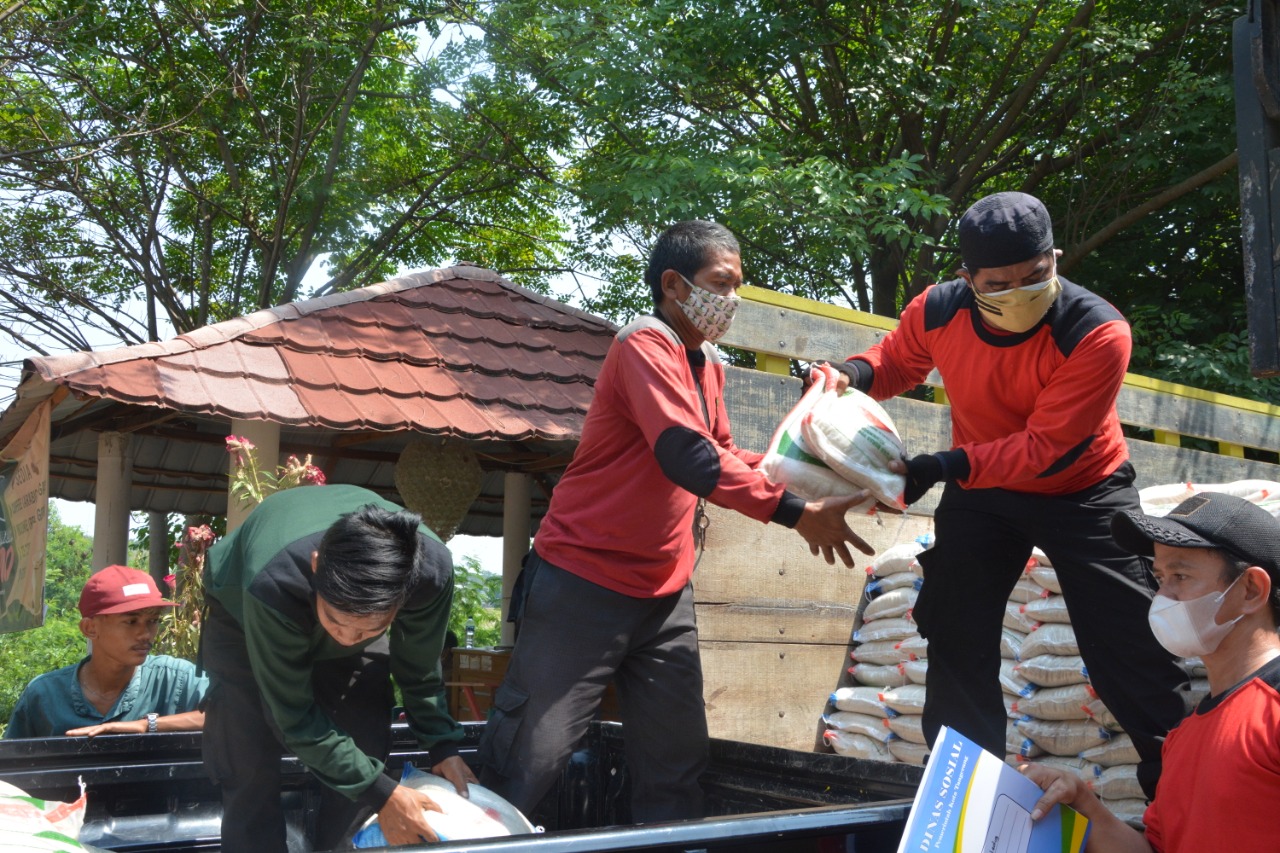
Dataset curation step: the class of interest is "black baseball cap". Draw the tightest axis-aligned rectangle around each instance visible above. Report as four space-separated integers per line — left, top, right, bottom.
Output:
1112 492 1280 583
958 192 1055 270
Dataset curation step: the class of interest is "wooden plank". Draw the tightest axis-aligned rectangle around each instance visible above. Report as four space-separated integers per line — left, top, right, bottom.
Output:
1128 438 1280 488
723 294 1280 451
701 641 847 751
695 602 857 646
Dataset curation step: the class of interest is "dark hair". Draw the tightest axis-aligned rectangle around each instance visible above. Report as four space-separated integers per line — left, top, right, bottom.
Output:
644 220 740 307
1219 551 1280 625
314 504 434 615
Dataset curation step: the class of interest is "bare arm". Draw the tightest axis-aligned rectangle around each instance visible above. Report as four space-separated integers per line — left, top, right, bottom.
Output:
66 710 205 738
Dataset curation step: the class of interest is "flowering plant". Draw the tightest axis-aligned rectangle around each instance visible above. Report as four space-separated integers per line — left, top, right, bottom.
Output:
226 436 326 511
156 524 214 660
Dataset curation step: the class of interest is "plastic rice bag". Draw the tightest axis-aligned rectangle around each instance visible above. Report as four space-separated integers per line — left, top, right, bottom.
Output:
761 364 906 507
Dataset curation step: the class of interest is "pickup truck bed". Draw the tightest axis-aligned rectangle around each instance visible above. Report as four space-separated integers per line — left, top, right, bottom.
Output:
0 721 919 852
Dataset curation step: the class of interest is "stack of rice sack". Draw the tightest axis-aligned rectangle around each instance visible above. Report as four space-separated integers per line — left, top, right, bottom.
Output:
998 551 1148 823
822 538 932 766
1139 479 1280 519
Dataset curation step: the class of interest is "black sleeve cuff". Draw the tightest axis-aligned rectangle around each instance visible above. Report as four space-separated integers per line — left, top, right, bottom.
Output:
428 740 461 767
936 449 971 482
771 490 807 528
357 769 399 813
833 359 874 393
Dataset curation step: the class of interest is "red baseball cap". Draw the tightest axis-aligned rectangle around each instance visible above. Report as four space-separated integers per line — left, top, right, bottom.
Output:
78 565 177 618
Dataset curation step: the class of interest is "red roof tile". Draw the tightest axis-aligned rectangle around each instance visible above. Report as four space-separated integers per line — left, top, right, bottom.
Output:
25 265 616 440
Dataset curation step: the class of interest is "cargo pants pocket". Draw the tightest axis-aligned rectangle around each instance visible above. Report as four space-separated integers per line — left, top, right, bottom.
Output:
478 682 530 779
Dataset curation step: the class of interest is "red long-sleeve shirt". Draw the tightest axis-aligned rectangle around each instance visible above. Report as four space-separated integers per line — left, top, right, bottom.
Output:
853 277 1131 494
535 315 803 597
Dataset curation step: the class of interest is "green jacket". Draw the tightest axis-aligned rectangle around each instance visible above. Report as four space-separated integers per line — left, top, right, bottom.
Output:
205 484 462 808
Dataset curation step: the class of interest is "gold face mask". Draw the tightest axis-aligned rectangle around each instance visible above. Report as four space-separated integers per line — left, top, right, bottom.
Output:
970 276 1061 333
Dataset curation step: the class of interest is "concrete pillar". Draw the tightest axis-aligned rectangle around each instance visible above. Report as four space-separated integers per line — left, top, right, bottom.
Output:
500 472 532 648
226 418 281 533
148 510 169 586
92 431 133 571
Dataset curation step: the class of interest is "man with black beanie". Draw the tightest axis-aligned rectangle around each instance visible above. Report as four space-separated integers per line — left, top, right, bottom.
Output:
830 191 1190 796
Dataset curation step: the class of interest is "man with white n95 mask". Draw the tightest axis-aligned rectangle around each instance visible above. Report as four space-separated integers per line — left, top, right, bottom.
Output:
1022 491 1280 852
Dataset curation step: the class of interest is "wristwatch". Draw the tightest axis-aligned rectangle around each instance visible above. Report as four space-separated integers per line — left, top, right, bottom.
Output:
146 712 159 733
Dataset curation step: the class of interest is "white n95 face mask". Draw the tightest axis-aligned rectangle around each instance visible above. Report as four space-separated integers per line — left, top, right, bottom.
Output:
1147 576 1243 658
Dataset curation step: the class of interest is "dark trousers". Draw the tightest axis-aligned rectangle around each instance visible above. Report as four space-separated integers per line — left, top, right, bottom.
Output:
477 551 709 822
200 599 394 853
913 463 1191 798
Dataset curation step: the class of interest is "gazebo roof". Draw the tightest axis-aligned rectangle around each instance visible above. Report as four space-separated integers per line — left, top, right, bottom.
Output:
0 264 617 539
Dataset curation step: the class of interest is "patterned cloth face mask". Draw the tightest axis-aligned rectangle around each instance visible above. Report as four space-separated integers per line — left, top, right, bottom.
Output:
677 274 740 342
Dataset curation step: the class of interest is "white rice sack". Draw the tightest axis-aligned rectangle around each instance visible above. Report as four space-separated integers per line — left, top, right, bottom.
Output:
1006 720 1045 759
1015 719 1110 756
0 780 88 852
878 684 927 715
1022 594 1072 624
849 663 909 688
852 617 917 644
1003 694 1020 719
888 739 931 766
798 372 908 509
886 713 929 744
1030 548 1052 568
1003 601 1041 633
830 686 891 717
849 638 912 666
1019 623 1079 658
901 658 928 685
1000 628 1026 661
1016 654 1088 687
1089 765 1144 801
823 729 893 760
869 541 925 577
1138 481 1196 513
1022 755 1098 781
1000 659 1036 698
1026 564 1062 594
897 635 929 660
1082 697 1123 731
1011 683 1094 721
823 711 895 742
1009 577 1049 604
761 365 881 504
1081 734 1141 767
864 588 918 621
1102 798 1149 829
866 571 922 594
1183 657 1208 678
1188 677 1211 706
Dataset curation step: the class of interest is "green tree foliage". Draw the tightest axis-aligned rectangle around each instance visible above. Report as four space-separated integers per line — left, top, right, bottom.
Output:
449 554 502 648
40 502 93 617
468 0 1241 329
0 0 568 371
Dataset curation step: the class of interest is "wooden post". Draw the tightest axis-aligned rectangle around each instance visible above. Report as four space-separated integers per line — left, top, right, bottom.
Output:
92 431 133 571
226 419 281 532
148 510 169 587
500 471 532 648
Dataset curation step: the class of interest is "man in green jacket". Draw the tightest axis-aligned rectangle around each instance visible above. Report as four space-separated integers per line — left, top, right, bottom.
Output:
202 484 474 851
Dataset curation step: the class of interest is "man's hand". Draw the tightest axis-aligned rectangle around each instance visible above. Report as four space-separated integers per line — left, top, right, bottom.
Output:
432 754 479 797
376 783 444 845
1018 763 1153 852
793 491 877 567
803 362 852 394
891 455 944 506
66 719 144 737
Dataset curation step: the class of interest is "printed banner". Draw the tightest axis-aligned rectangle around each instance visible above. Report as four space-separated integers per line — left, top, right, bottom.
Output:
895 726 1090 853
0 400 51 634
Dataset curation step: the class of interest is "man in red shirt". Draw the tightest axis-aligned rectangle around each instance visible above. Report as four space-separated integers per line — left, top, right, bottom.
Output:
832 192 1188 796
477 220 875 821
1022 491 1280 852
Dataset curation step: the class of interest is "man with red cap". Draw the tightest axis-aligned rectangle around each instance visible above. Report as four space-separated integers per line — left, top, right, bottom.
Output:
1022 491 1280 852
3 564 207 739
829 191 1190 796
